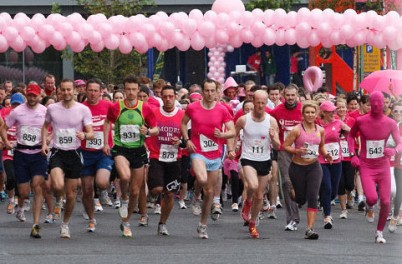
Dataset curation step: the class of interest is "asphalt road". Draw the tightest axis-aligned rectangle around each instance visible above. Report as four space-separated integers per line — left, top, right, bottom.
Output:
0 198 401 264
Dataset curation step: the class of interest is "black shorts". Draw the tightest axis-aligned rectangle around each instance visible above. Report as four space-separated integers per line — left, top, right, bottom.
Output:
240 158 272 176
271 149 278 161
14 151 48 184
180 155 190 184
111 145 148 169
48 148 83 179
147 159 181 192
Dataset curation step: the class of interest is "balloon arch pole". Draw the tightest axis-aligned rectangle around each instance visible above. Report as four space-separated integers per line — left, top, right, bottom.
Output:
0 0 401 82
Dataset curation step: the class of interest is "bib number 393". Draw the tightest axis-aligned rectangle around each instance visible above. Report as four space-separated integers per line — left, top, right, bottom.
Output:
366 140 384 159
86 131 104 149
200 134 218 152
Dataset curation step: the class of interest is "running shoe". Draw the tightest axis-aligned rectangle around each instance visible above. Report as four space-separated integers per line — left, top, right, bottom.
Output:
60 223 70 239
178 200 187 209
304 228 319 240
249 221 260 239
276 198 283 209
0 191 7 202
146 202 155 209
285 220 298 231
158 223 169 236
375 230 386 244
16 208 26 222
197 223 208 239
100 190 113 206
339 210 348 219
119 200 129 219
113 199 121 209
262 198 269 211
23 199 31 212
231 203 239 212
30 225 42 239
54 200 63 220
331 200 336 206
241 200 252 222
346 194 354 209
388 217 398 233
120 222 132 238
324 216 333 229
138 215 148 227
211 203 222 221
397 218 402 226
358 200 366 211
267 206 277 219
94 198 104 212
366 207 375 223
191 198 202 216
82 211 89 220
87 219 96 233
154 204 161 215
7 201 15 214
44 213 54 224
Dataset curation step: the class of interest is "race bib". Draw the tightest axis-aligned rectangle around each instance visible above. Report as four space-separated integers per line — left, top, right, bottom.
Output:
251 139 266 155
200 134 218 152
325 142 340 160
159 144 178 162
55 128 76 148
86 131 104 149
19 126 41 146
301 144 319 159
120 125 140 143
340 140 350 157
366 140 384 159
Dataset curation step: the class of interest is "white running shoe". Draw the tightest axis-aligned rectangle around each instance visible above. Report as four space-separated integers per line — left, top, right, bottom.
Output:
158 223 169 236
94 198 103 212
99 191 113 206
231 203 239 212
375 231 386 244
197 223 208 239
113 199 121 209
388 217 398 233
23 199 31 212
285 220 298 231
154 204 161 215
191 198 202 216
16 208 26 222
60 223 70 239
119 200 129 218
44 213 54 224
82 211 90 220
339 210 348 219
178 200 187 209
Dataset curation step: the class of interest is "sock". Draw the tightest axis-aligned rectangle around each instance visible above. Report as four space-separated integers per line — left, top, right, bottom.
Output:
213 197 220 204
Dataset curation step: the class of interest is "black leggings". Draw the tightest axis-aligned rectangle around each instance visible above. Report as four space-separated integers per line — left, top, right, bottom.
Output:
4 160 16 192
338 161 355 195
289 161 322 209
229 170 243 204
393 168 402 217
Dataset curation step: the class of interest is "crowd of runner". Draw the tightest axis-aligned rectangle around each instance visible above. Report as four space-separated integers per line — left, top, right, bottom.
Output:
0 74 400 244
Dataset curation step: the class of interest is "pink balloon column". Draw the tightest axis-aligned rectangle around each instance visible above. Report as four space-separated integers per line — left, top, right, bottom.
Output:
207 46 227 84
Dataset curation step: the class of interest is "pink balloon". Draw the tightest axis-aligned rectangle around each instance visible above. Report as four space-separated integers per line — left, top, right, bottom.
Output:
124 16 142 33
204 10 217 23
227 22 241 35
87 14 107 27
373 34 385 49
372 15 386 31
129 32 146 48
251 21 266 36
308 30 320 47
159 21 175 37
67 31 81 47
251 36 264 48
49 31 64 47
0 35 8 53
285 28 297 45
71 40 86 53
263 28 276 46
59 22 74 38
240 28 254 43
273 9 287 29
303 66 323 93
317 22 331 38
263 9 275 27
90 41 104 52
183 19 197 36
383 26 397 42
38 24 55 40
198 21 216 37
252 9 264 20
321 37 332 48
31 39 46 54
20 26 36 42
204 35 216 48
141 23 156 39
148 33 162 47
109 15 127 34
212 0 245 14
229 34 243 48
98 23 113 38
177 37 191 51
54 39 67 51
215 29 229 45
119 35 132 54
3 27 18 42
226 45 234 52
295 22 311 38
88 31 102 44
217 13 230 29
340 24 354 40
353 30 367 46
240 11 254 27
297 38 310 49
190 32 205 51
286 11 298 29
104 34 120 50
189 9 204 24
229 11 242 23
78 23 94 40
10 36 26 52
156 39 168 52
330 31 342 45
171 31 183 46
275 29 286 46
296 7 310 24
309 9 323 29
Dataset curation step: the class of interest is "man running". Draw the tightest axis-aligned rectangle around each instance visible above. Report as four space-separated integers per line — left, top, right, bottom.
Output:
80 79 114 233
41 79 94 239
103 75 158 238
1 84 47 238
181 79 235 239
146 85 185 236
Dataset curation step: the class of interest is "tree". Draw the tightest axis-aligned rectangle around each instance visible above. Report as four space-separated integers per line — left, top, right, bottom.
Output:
245 0 300 12
74 0 154 84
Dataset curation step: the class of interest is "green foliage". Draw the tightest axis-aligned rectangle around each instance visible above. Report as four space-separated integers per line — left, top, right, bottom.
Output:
51 2 62 14
74 0 154 84
245 0 300 12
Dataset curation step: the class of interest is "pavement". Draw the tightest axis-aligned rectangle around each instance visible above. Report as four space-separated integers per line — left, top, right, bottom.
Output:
0 198 401 264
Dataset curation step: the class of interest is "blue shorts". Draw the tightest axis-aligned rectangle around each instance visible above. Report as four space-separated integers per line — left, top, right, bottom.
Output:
81 150 114 177
14 151 48 184
190 153 222 172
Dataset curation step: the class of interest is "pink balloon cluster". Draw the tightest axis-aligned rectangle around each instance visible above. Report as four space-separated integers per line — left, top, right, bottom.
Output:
0 8 402 54
207 46 227 83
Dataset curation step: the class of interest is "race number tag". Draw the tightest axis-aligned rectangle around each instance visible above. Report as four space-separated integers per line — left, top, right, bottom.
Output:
19 126 41 146
86 131 104 149
366 140 384 159
200 134 218 152
340 140 350 157
251 139 266 155
159 144 178 162
301 144 319 159
325 142 340 160
120 125 140 143
55 128 76 148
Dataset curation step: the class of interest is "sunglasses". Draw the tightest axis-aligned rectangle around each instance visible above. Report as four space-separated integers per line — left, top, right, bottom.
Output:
393 110 402 114
162 95 175 99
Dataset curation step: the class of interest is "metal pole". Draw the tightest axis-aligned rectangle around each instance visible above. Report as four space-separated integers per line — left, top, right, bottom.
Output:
22 49 25 83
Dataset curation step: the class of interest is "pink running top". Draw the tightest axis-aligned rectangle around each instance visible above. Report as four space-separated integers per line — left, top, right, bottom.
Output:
294 123 321 160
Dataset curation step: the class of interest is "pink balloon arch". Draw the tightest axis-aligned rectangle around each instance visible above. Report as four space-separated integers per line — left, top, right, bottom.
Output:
1 0 402 79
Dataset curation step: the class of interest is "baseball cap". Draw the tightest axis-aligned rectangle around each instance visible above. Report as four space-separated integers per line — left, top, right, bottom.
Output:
74 79 86 87
11 93 25 105
26 84 42 96
320 101 336 112
189 92 202 101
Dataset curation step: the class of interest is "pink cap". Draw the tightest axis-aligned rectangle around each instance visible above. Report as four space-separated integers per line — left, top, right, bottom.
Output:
223 77 238 95
189 92 202 101
238 87 246 97
320 101 336 112
74 79 86 87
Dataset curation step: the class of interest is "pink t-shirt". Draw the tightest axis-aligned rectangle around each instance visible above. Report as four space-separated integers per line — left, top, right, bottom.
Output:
5 103 47 154
1 107 16 160
45 102 93 150
186 101 232 159
81 100 113 151
317 119 343 164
